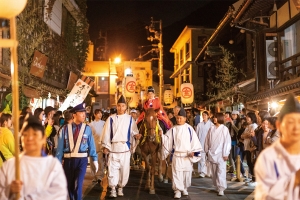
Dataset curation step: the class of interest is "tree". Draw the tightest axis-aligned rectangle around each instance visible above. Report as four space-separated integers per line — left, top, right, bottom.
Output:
207 45 245 102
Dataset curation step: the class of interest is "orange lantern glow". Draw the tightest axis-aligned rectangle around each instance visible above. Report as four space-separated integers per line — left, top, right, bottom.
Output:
164 89 173 105
128 92 139 108
124 74 136 98
180 83 194 104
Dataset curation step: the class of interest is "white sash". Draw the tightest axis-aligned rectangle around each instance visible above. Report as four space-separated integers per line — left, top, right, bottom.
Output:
67 123 86 153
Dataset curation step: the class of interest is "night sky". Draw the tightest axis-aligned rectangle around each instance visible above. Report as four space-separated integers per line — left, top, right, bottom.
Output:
86 0 236 71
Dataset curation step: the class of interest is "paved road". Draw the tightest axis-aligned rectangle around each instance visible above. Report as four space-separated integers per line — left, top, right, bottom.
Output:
82 165 254 200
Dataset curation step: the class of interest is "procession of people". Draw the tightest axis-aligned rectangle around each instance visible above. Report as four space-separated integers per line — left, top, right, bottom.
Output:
1 86 300 200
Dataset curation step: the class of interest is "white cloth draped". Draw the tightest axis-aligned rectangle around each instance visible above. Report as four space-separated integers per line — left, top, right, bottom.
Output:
196 120 213 175
101 114 139 188
0 154 68 200
204 124 231 192
161 123 203 192
255 140 300 200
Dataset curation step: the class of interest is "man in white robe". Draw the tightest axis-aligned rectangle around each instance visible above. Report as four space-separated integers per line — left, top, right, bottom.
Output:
161 107 202 199
204 113 231 196
255 94 300 200
101 95 141 198
196 110 213 177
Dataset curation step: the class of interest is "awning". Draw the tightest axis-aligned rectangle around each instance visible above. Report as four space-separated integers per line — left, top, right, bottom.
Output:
170 61 193 78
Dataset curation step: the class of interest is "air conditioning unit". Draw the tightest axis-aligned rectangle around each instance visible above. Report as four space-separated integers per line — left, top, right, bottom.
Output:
267 61 278 79
266 40 279 79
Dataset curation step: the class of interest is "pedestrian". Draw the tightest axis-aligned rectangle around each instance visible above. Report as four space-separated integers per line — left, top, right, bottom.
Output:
204 113 231 196
0 113 15 167
161 107 202 199
89 109 105 184
101 95 141 198
265 117 280 145
241 112 258 182
196 110 213 178
130 109 138 121
193 108 201 130
255 94 300 199
44 106 57 155
0 115 68 199
56 102 98 200
227 110 241 176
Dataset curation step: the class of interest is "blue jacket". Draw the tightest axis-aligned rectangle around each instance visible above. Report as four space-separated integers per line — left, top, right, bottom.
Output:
56 123 97 162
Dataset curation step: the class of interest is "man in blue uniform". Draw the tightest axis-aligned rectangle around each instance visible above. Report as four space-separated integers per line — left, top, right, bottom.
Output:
56 102 98 200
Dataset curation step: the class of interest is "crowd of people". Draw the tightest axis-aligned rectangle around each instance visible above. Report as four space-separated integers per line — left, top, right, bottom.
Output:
0 87 300 199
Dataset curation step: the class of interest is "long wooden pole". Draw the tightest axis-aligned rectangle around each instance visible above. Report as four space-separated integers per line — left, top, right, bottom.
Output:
10 16 20 200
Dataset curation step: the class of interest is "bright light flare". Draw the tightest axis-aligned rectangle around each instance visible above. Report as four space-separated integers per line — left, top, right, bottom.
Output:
271 102 278 109
114 57 121 64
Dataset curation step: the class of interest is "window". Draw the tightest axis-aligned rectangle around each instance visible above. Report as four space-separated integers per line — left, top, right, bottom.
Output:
198 36 207 48
61 5 76 46
179 48 183 65
280 21 300 61
185 40 190 59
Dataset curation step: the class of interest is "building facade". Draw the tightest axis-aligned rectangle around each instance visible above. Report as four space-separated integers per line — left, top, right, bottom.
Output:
0 0 89 111
170 26 214 106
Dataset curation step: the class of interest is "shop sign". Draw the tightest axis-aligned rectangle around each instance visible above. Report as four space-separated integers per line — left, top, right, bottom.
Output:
29 50 47 78
22 86 39 98
67 72 78 90
59 77 94 111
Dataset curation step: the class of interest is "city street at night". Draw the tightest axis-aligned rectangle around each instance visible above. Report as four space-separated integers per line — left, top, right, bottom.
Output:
82 164 254 200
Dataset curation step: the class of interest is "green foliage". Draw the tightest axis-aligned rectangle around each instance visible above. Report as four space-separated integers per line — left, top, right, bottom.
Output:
206 45 245 101
16 0 89 92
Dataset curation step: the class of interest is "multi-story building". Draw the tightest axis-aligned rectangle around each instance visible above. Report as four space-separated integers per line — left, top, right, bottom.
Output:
170 26 214 106
195 0 300 114
0 0 89 110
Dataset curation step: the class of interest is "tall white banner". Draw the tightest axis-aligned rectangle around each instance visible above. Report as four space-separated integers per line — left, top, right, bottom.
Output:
59 78 93 111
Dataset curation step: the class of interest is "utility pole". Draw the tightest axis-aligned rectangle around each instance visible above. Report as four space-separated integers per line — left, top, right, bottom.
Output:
146 18 163 103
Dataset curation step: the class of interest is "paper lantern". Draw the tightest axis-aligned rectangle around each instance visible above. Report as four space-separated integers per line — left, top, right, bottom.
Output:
180 83 194 104
0 0 27 19
128 92 139 108
164 89 173 105
124 75 136 97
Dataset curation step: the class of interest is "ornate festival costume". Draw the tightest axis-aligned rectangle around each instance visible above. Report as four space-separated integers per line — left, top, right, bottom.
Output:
136 96 171 130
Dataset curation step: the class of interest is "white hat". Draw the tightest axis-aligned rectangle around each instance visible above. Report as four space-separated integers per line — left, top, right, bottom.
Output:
232 110 239 115
130 109 137 113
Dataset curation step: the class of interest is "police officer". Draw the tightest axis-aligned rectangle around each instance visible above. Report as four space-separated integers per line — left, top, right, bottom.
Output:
56 102 98 200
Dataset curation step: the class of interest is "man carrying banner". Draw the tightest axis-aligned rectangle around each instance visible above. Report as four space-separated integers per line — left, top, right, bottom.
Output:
56 102 98 200
101 95 141 198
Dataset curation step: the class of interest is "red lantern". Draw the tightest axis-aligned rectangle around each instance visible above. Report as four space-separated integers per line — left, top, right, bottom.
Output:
124 75 136 98
180 83 194 104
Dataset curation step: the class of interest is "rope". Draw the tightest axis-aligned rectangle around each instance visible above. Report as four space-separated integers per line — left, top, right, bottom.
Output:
161 142 205 158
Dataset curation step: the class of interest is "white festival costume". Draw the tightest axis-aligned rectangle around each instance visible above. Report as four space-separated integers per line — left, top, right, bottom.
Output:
196 120 214 175
89 119 105 180
255 140 300 200
204 124 231 192
101 113 139 188
161 123 203 192
0 154 68 200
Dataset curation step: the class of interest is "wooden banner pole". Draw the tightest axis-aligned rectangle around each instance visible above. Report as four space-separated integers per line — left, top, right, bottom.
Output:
10 16 20 200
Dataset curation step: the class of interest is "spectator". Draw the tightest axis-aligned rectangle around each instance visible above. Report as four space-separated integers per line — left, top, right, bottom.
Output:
241 112 258 183
265 117 280 145
34 108 44 122
0 113 15 167
130 109 138 121
193 108 201 129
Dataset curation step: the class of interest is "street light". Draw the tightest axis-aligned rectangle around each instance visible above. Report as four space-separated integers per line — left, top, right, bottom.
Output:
114 56 121 64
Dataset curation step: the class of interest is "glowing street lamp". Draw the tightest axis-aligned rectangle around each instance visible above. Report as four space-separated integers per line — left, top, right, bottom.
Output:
114 57 121 64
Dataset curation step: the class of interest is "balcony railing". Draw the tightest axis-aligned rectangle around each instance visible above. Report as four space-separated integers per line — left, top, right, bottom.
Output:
279 52 300 82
